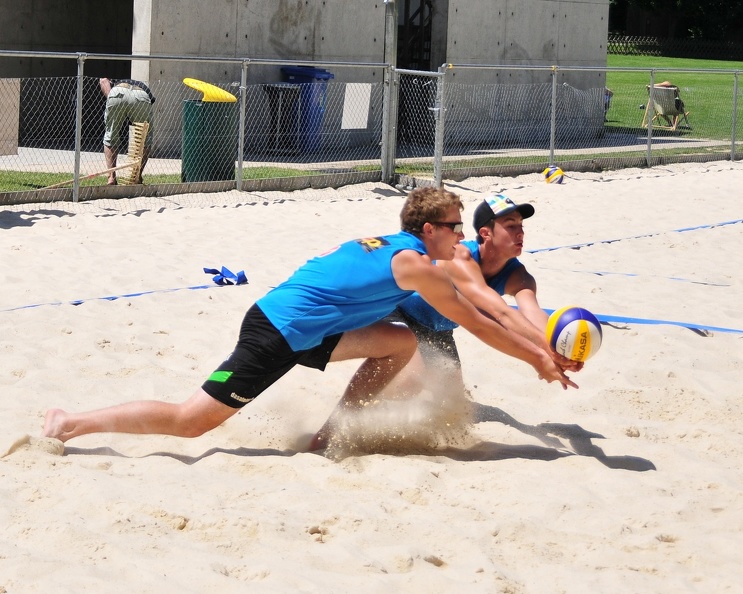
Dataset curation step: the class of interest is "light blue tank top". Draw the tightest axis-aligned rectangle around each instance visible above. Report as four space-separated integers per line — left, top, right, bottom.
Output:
398 239 522 331
257 231 427 351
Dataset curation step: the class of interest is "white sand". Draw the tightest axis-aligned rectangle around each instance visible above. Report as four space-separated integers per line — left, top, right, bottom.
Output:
2 162 742 592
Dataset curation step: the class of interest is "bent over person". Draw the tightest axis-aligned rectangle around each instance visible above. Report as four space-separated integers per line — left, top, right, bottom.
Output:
389 193 581 395
42 188 577 452
99 77 155 185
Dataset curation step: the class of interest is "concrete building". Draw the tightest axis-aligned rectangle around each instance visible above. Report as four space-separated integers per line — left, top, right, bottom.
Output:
0 0 610 155
1 0 609 81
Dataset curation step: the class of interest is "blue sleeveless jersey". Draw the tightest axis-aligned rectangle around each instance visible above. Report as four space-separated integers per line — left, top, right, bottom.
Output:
257 231 427 351
398 239 522 331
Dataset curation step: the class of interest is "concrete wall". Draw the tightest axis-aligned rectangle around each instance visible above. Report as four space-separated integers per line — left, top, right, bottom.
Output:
446 0 609 84
0 0 134 153
133 0 388 84
429 0 451 72
0 79 20 155
1 0 610 154
127 0 609 85
0 0 610 88
0 0 133 78
443 0 611 143
132 0 390 156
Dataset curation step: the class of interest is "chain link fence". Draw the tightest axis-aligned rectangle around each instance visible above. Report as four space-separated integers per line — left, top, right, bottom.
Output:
1 51 742 211
413 65 741 184
0 53 387 207
608 34 743 61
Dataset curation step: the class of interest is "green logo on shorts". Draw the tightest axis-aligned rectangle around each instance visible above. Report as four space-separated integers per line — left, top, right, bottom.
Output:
207 370 233 383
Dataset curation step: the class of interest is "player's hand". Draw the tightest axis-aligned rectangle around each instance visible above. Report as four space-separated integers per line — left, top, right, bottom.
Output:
549 348 584 373
535 354 578 390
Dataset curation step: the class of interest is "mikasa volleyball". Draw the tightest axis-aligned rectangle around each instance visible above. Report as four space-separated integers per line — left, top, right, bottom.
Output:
545 306 602 362
543 165 565 184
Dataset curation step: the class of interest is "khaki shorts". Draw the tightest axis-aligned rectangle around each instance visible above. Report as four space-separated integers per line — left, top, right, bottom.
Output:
103 86 153 148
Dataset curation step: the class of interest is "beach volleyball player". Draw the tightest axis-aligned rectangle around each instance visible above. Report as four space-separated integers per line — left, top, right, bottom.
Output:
387 193 582 395
42 188 576 451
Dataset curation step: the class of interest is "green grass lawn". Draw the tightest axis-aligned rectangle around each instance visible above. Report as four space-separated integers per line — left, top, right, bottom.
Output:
605 55 743 140
0 170 182 192
0 167 319 193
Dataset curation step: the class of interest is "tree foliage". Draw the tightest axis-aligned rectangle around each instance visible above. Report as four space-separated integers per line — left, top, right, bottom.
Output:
617 0 743 39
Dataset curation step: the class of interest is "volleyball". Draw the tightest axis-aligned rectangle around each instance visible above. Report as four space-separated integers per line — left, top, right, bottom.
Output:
545 306 602 362
543 166 564 184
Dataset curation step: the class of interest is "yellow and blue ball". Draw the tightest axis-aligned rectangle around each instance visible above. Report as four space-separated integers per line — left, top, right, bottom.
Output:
543 166 565 184
545 306 602 362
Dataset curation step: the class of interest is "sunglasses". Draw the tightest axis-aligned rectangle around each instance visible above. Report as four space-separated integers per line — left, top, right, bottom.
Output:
429 221 464 234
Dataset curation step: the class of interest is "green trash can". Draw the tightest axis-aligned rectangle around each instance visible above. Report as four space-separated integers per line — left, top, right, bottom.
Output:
181 99 237 182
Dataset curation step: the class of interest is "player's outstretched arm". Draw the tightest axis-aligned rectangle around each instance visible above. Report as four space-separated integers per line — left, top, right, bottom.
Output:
393 251 577 389
441 253 547 349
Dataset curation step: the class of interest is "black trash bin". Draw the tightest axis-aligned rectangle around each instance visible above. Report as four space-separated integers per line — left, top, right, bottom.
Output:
181 98 237 183
262 83 301 153
399 77 436 146
280 66 334 152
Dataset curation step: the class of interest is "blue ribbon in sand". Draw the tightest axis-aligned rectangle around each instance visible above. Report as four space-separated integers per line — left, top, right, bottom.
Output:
203 266 248 286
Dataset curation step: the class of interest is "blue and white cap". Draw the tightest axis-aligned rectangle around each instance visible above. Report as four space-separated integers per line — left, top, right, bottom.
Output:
473 194 535 232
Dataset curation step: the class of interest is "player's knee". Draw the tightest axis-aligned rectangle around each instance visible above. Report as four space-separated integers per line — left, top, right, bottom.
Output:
174 412 220 438
390 324 418 358
178 423 210 438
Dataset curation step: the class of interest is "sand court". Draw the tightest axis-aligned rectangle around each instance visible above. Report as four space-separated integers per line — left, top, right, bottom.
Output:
1 161 742 592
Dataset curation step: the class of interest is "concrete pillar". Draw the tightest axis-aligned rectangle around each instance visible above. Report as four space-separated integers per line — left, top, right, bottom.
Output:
0 79 20 156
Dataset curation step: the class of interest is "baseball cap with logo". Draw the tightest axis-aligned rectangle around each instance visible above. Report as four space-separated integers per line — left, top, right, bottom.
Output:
472 194 535 233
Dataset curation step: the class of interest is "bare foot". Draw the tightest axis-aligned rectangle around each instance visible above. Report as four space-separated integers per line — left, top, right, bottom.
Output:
42 408 73 443
107 178 117 186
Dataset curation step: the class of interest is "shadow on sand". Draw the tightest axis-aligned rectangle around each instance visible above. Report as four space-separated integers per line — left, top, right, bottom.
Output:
62 403 655 472
459 402 656 472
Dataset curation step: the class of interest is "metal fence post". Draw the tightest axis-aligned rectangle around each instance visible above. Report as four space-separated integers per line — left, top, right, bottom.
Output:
732 72 739 162
433 65 448 188
381 66 398 184
73 53 86 202
237 60 249 191
380 0 398 184
646 70 655 166
549 66 557 166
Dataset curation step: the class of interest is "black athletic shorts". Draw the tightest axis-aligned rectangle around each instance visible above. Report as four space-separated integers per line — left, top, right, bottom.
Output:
202 304 343 408
385 307 461 367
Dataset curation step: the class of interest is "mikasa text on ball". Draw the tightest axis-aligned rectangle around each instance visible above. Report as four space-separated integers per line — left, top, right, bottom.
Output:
546 306 602 362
